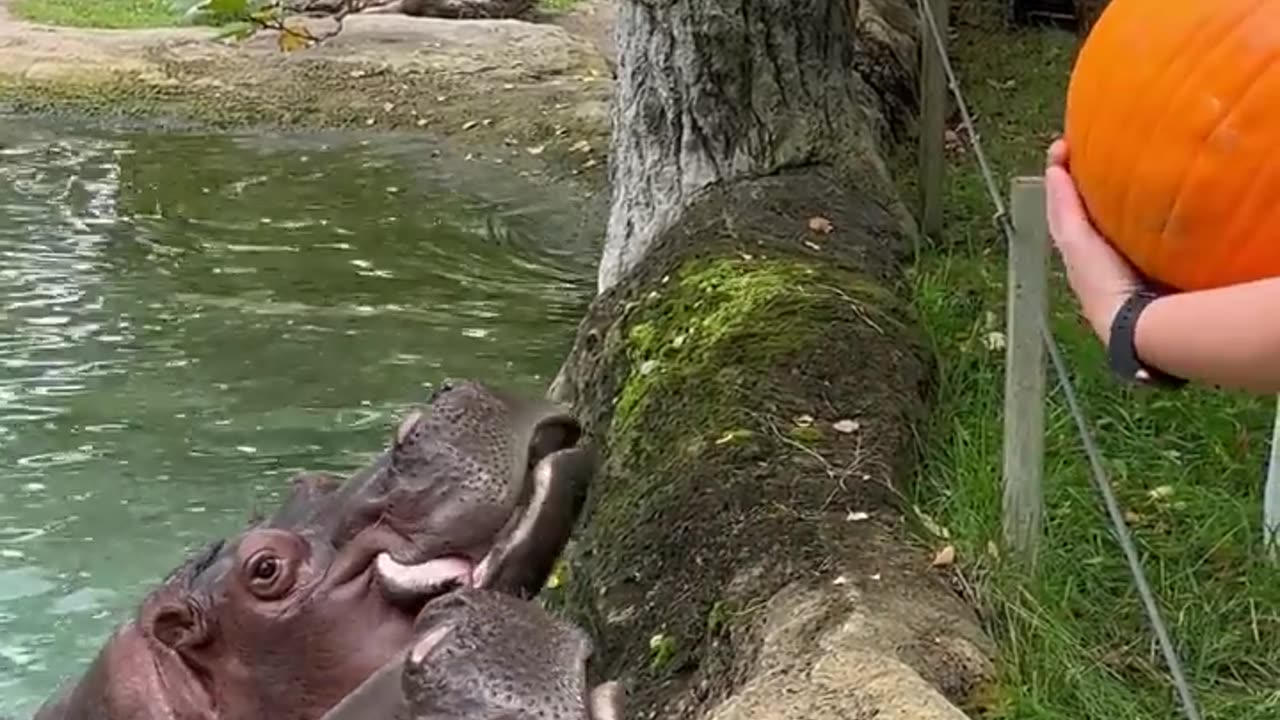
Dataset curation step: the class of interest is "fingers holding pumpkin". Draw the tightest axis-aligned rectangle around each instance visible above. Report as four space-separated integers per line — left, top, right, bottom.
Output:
1046 137 1069 168
1043 139 1098 253
1043 137 1141 340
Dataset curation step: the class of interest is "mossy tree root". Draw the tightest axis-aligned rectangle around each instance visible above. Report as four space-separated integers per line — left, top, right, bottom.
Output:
551 170 997 719
550 0 998 717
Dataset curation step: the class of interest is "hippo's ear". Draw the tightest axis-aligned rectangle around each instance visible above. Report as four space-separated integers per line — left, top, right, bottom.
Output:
527 413 582 466
145 597 210 651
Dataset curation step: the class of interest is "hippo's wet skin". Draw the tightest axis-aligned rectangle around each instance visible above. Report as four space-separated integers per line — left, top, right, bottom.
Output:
320 588 625 720
32 379 597 720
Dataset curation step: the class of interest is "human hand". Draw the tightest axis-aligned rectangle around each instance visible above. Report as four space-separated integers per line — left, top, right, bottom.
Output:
1044 138 1142 346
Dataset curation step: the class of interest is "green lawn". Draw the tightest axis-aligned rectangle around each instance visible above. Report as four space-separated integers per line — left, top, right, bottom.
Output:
10 0 181 28
904 13 1280 720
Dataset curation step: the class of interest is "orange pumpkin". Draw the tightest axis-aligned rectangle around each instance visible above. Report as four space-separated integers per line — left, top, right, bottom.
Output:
1064 0 1280 291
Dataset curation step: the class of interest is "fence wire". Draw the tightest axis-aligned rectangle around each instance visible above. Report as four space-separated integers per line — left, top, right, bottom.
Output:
914 3 1203 719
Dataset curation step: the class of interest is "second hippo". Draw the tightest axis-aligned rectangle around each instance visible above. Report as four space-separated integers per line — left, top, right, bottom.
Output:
320 588 624 720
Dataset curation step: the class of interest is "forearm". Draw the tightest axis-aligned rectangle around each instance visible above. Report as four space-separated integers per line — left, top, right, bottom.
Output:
1135 277 1280 394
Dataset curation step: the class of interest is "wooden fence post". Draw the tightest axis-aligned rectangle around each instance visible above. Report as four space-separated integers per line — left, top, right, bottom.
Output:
1002 177 1050 567
918 0 948 241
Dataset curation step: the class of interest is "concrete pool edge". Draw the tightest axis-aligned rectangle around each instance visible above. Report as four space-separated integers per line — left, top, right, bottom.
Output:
0 2 615 190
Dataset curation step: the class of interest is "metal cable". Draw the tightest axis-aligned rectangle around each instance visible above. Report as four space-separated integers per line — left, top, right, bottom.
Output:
915 4 1202 718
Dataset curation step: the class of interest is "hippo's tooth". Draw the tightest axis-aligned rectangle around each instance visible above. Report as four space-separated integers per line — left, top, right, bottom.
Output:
409 623 457 664
375 553 474 600
394 410 423 447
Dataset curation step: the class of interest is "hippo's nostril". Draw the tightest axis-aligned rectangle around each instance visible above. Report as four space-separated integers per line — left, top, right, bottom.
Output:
427 379 456 403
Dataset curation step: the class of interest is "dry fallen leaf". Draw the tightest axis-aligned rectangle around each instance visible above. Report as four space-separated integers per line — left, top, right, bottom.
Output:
808 216 835 234
462 120 481 131
277 26 310 53
846 510 870 522
932 545 957 568
944 128 964 154
794 414 815 427
833 419 860 434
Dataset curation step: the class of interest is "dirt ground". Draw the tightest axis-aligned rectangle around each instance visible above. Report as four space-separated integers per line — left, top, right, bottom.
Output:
0 0 617 188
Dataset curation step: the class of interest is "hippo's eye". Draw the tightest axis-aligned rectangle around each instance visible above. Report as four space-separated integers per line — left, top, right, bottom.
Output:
251 555 280 582
243 550 291 599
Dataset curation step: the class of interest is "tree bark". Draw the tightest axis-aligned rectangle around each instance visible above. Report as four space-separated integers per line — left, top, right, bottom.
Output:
1075 0 1110 39
551 1 996 718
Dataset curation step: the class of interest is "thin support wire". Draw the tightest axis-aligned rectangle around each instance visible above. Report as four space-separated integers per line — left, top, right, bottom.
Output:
915 3 1203 719
1264 396 1280 561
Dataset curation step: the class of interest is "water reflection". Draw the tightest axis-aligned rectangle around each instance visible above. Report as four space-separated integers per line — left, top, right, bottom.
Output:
0 117 596 715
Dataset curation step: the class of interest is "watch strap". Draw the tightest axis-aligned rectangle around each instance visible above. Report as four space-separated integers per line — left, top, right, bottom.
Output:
1107 289 1188 388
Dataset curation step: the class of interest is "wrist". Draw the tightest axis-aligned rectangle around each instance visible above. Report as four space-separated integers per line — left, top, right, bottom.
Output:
1106 286 1187 388
1090 295 1127 349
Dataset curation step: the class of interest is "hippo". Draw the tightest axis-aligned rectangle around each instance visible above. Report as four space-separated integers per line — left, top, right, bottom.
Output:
31 379 597 720
319 588 624 720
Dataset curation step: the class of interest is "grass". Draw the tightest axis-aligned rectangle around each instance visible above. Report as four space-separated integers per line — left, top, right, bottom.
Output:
538 0 587 11
904 12 1280 719
10 0 181 28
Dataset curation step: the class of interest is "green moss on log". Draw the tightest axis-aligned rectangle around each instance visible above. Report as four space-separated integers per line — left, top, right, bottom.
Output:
550 170 937 715
615 259 820 433
583 252 908 605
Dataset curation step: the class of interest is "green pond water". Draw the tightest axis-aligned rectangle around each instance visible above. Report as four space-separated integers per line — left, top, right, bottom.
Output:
0 116 598 716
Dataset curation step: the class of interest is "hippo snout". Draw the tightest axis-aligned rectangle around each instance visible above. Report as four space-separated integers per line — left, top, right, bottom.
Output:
338 379 594 609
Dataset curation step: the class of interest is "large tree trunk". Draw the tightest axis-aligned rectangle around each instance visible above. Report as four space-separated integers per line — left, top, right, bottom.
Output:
1075 0 1109 39
550 1 996 718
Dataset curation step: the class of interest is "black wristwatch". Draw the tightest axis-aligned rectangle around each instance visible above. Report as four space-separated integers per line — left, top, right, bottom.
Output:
1107 286 1188 389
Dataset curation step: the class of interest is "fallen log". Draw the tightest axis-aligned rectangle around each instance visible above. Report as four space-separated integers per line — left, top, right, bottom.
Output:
549 0 998 718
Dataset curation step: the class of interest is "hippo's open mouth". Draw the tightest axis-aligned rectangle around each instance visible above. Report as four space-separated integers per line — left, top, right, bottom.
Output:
371 440 586 610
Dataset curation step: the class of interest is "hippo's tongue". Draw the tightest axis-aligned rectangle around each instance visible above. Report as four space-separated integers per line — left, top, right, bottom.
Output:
375 553 474 605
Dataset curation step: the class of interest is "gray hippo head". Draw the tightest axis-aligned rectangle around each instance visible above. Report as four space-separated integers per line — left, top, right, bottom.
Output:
320 588 624 720
32 379 595 720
